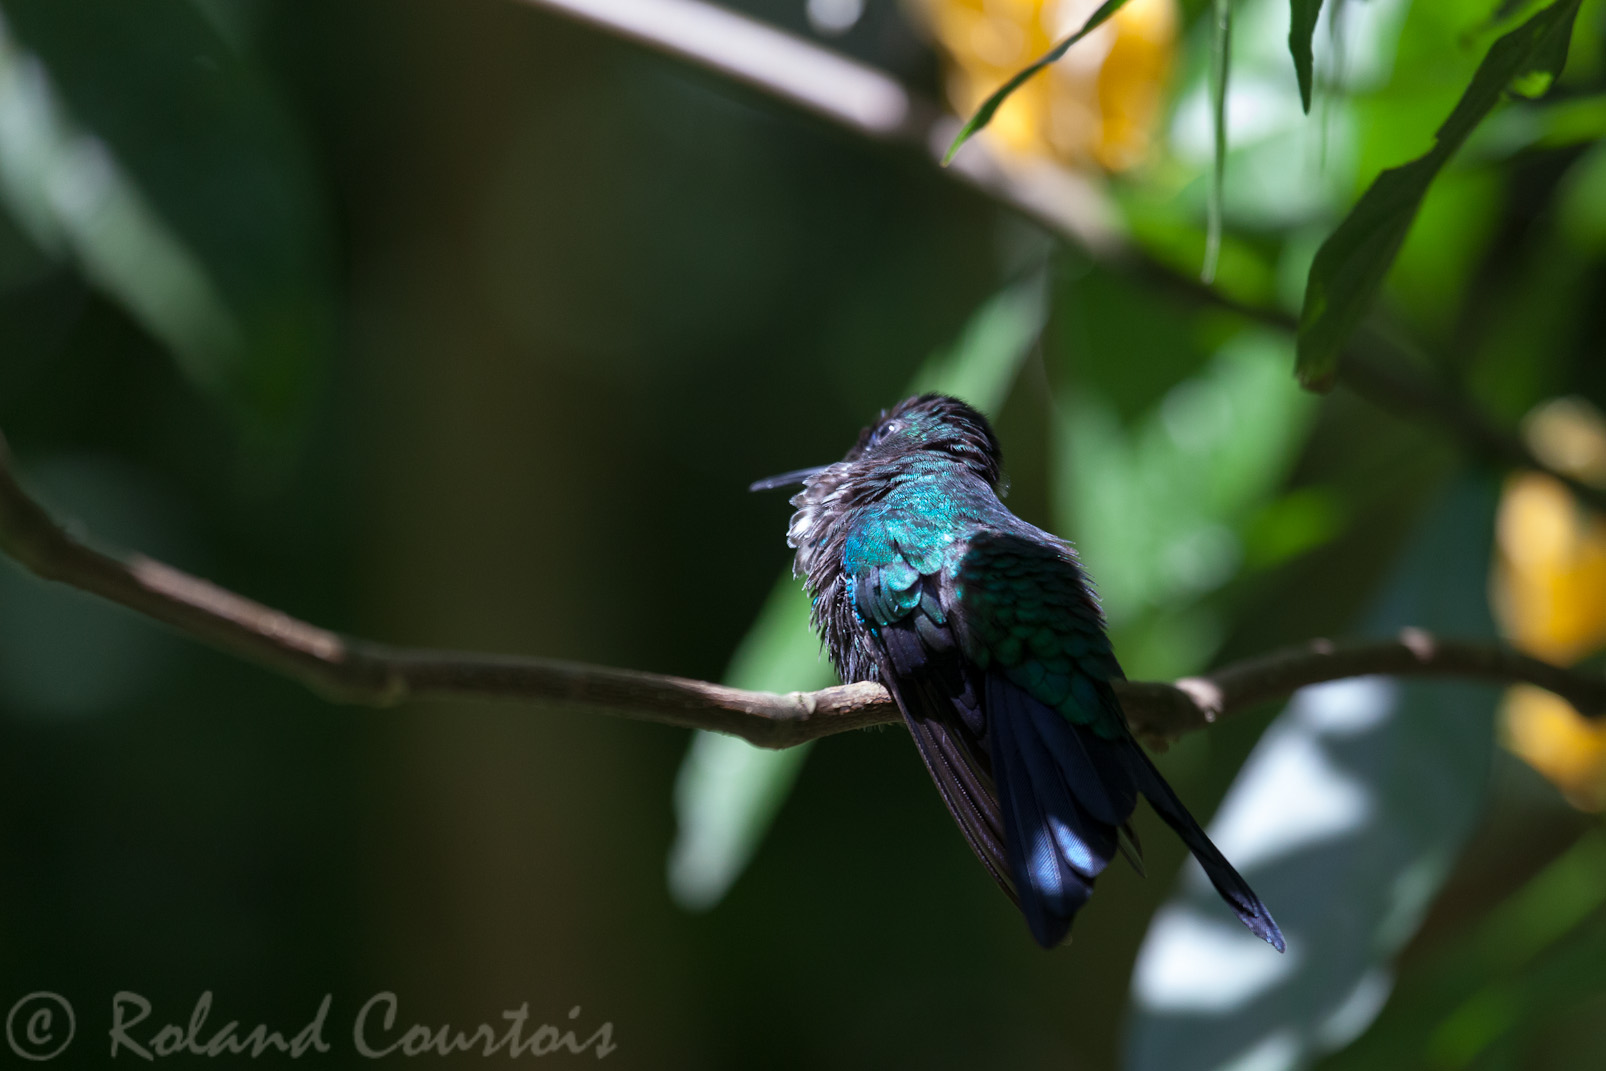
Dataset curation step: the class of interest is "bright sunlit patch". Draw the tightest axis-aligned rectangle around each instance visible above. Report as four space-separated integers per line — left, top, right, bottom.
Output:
1201 681 1387 873
1293 676 1395 736
1171 73 1306 161
1132 905 1300 1012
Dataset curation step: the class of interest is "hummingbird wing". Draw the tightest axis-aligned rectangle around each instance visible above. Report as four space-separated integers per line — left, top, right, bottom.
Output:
953 530 1285 952
848 540 1015 902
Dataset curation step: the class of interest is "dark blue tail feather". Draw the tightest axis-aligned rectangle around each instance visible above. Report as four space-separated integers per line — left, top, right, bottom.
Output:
1123 745 1287 952
990 696 1092 946
1022 695 1136 827
987 672 1285 952
988 675 1112 947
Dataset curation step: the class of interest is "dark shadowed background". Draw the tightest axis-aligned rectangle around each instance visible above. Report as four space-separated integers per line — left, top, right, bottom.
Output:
1 0 1603 1067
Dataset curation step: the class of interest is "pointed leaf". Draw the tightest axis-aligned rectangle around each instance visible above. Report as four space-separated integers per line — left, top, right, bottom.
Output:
1295 0 1583 391
0 1 334 436
942 0 1133 165
1289 0 1325 113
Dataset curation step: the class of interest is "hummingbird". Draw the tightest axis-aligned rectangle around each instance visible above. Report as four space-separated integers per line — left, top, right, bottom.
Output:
754 394 1284 951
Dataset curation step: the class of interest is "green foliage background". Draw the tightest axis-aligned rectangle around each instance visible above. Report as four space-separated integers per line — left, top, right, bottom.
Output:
0 0 1602 1067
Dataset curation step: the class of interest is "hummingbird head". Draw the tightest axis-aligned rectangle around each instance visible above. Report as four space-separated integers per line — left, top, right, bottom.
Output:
749 394 1003 493
843 393 1003 486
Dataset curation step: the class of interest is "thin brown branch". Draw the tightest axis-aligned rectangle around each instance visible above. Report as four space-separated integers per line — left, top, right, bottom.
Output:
3 433 1601 748
1132 629 1606 734
519 0 1604 518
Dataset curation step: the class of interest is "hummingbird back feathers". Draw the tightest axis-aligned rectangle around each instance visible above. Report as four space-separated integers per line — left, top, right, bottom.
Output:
773 394 1284 951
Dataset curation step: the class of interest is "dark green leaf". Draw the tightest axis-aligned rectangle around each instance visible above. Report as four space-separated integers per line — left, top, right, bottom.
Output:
1289 0 1325 112
0 0 335 438
942 0 1133 165
1324 831 1606 1069
1295 0 1583 391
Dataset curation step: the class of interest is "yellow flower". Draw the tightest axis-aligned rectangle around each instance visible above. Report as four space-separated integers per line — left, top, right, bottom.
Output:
1495 399 1606 810
912 0 1178 170
1502 688 1606 811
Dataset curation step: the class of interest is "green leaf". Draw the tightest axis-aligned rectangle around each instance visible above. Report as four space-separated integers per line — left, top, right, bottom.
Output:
1202 0 1233 284
1289 0 1325 112
1058 330 1317 632
941 0 1133 165
1295 0 1584 392
666 272 1050 911
667 579 833 911
0 0 334 438
1127 476 1502 1071
1424 834 1606 1067
1054 323 1320 683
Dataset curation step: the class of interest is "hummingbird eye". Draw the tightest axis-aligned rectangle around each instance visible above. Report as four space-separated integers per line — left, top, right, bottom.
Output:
869 419 904 447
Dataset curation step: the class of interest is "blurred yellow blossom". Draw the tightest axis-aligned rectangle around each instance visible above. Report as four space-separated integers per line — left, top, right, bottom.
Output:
1502 687 1606 811
912 0 1178 170
1495 398 1606 810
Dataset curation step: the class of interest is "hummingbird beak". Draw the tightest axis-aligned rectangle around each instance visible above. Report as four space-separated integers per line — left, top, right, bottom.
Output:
749 466 827 492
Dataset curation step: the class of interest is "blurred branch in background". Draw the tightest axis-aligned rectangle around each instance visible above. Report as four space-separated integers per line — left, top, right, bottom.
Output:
520 0 1120 252
2 428 1602 745
517 0 1606 519
1339 334 1606 518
